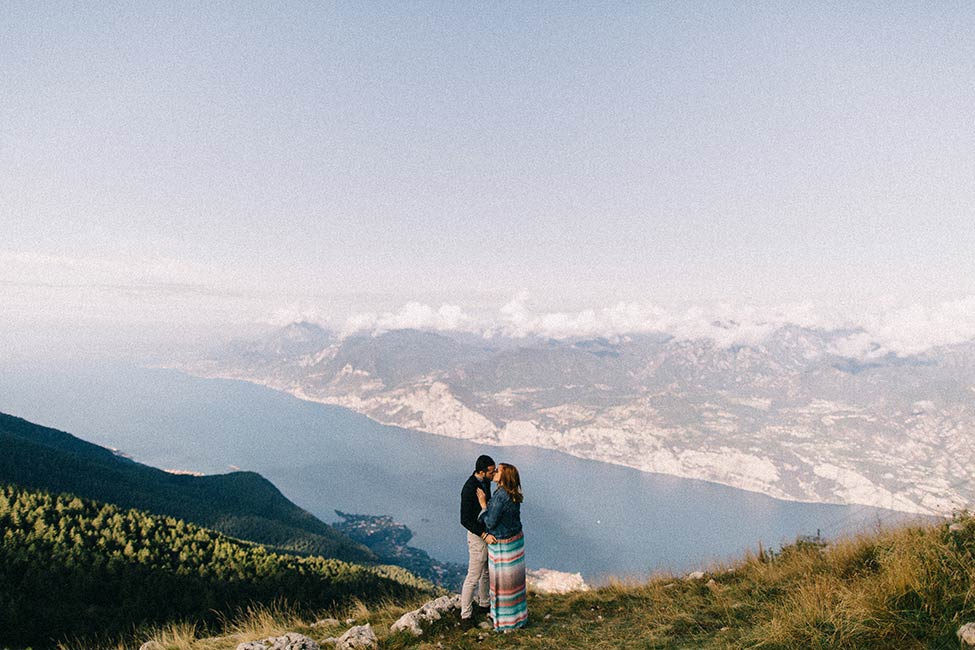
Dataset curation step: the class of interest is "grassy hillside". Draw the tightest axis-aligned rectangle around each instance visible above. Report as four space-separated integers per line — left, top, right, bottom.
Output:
130 514 975 650
0 483 433 650
0 412 374 563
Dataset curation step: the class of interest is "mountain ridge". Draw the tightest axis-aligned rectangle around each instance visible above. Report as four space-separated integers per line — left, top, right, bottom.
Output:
180 324 975 516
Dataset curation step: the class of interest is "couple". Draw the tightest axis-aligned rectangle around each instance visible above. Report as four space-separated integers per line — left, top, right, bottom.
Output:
460 454 527 632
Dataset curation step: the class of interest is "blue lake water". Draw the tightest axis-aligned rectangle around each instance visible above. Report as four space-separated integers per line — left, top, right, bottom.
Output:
0 360 920 583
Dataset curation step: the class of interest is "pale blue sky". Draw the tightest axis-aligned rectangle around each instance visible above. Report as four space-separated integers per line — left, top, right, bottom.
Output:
2 3 975 357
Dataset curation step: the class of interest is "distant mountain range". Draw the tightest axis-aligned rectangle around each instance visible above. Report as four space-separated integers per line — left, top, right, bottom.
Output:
179 322 975 515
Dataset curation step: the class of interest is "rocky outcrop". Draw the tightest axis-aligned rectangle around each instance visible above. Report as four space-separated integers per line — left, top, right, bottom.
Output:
389 594 461 636
526 568 589 594
330 624 377 649
959 623 975 648
236 632 319 650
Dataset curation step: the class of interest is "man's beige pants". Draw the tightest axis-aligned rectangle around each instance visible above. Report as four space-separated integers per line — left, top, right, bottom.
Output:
460 531 489 618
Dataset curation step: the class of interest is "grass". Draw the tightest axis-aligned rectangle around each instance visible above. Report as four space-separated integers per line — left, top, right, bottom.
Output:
60 514 975 649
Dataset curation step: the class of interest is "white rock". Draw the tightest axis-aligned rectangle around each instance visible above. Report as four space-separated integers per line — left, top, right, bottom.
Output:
335 624 377 650
235 633 319 650
526 568 590 594
390 594 461 636
959 622 975 648
686 571 706 580
139 643 165 650
389 612 426 636
312 618 342 628
950 522 965 532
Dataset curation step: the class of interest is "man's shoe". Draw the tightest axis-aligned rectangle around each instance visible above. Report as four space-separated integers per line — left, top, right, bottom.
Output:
477 604 492 615
460 617 477 630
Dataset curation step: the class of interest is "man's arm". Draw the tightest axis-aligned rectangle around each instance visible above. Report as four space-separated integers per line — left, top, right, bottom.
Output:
460 480 485 536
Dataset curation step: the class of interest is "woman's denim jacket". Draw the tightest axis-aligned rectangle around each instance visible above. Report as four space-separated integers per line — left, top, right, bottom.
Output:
478 487 522 540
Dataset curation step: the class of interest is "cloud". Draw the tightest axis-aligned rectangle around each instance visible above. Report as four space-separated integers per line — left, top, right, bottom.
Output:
279 294 975 356
850 297 975 355
495 294 797 347
495 295 975 354
16 251 975 357
497 293 670 339
340 302 478 336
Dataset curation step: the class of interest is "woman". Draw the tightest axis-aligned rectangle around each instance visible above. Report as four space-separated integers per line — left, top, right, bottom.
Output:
477 462 527 631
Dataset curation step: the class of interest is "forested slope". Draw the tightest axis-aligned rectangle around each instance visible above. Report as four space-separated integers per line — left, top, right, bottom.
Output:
0 483 431 649
0 412 373 563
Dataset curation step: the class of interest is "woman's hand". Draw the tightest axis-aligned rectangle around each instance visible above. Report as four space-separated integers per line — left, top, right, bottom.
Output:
476 487 488 509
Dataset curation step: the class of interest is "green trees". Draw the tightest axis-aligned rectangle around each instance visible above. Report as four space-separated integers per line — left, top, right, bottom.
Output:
0 483 431 650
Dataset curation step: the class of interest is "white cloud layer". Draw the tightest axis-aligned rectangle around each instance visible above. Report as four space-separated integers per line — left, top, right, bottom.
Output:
6 249 975 358
339 302 479 337
323 293 975 357
841 297 975 356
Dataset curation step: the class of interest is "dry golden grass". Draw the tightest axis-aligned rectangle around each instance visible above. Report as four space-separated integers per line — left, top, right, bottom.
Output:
143 620 202 650
219 602 306 640
57 515 975 650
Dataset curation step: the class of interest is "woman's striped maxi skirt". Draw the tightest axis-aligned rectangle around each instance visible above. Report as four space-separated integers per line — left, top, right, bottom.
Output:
487 531 528 631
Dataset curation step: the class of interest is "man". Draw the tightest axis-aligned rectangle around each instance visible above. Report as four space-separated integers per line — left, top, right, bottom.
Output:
460 454 496 623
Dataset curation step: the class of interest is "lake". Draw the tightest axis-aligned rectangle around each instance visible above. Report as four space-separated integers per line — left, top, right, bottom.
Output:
0 360 919 583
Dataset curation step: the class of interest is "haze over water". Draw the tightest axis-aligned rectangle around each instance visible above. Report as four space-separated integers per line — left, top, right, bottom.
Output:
0 360 919 582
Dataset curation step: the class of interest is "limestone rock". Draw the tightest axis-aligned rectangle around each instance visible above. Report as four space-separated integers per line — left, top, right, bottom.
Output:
140 642 165 650
526 568 590 594
959 622 975 648
235 632 319 650
686 571 706 580
390 594 461 636
311 618 341 628
335 624 377 650
950 522 966 532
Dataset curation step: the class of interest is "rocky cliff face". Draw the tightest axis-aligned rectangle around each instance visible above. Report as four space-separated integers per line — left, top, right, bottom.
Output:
180 325 975 515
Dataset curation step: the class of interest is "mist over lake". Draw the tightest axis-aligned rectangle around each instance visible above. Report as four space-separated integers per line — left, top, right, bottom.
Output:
0 360 919 582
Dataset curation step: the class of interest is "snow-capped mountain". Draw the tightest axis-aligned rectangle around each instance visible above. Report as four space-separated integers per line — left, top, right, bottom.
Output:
179 323 975 515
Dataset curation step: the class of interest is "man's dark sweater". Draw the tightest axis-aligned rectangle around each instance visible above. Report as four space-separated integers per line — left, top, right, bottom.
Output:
460 474 492 536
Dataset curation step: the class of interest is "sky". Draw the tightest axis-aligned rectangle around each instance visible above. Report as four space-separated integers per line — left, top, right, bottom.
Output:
2 3 975 359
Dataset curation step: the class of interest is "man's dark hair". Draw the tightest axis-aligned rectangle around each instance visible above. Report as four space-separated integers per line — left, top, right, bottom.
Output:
475 455 496 473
